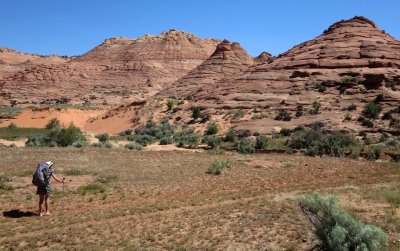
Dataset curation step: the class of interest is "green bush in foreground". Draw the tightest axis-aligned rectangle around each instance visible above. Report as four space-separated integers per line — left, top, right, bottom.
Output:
206 159 231 175
299 193 387 251
46 118 61 129
205 122 219 135
159 136 173 145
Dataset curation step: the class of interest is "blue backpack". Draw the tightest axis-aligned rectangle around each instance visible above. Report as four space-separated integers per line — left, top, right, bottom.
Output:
32 163 50 187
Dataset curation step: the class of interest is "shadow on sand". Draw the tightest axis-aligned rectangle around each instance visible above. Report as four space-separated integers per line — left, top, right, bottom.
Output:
3 209 37 218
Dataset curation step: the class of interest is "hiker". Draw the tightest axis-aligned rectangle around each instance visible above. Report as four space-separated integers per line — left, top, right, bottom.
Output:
33 161 64 216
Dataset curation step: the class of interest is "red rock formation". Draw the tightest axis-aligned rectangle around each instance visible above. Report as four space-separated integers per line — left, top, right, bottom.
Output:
163 39 255 97
0 30 219 105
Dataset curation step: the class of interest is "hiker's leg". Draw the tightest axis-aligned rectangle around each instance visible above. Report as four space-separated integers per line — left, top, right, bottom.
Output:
44 194 49 214
39 194 44 215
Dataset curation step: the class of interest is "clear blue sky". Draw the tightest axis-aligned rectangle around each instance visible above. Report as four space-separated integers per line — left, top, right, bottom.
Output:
1 0 399 56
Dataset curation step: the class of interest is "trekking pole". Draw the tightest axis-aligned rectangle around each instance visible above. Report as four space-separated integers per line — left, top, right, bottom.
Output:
62 177 65 210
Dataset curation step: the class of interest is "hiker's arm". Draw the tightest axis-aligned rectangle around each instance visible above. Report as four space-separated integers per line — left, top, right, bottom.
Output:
52 173 64 183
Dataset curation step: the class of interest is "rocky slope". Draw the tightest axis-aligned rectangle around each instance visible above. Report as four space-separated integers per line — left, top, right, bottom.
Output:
162 39 255 97
0 30 219 106
167 16 400 134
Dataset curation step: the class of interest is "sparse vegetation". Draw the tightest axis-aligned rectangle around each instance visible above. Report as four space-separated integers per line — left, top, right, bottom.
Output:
275 110 292 121
0 106 22 118
166 99 174 111
310 101 321 115
224 129 237 143
363 102 382 119
192 106 202 119
95 133 109 142
46 118 61 129
255 135 268 150
174 127 199 147
346 103 357 111
205 122 219 135
299 193 387 251
233 108 245 119
206 159 232 175
238 139 255 153
125 142 143 150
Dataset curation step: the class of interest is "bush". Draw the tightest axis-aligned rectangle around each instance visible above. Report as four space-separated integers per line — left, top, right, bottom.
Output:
280 128 291 136
296 104 304 117
287 129 359 157
125 142 143 150
299 193 387 251
310 101 321 115
46 118 61 129
237 130 251 139
238 139 255 153
205 122 219 135
95 133 109 142
48 124 86 147
0 106 22 118
119 129 133 136
362 119 374 128
91 142 112 148
346 103 357 111
206 159 231 175
365 146 381 161
159 136 173 145
26 136 47 147
233 109 245 119
224 129 237 142
255 135 268 150
167 99 174 111
205 148 226 155
275 110 292 121
363 102 382 119
192 106 201 119
72 140 88 148
134 134 154 146
174 127 199 147
7 123 17 130
202 136 222 148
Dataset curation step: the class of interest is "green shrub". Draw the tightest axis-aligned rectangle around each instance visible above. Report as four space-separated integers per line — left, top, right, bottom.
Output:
275 110 291 121
224 129 237 142
296 104 304 117
72 140 88 148
95 133 109 142
134 134 154 146
47 124 86 147
205 122 219 135
255 135 268 150
280 128 291 136
26 135 48 147
159 136 173 145
202 136 222 148
206 159 232 175
174 127 199 147
233 109 245 119
362 119 374 128
346 104 357 111
167 99 174 111
125 142 143 150
299 193 387 251
238 139 255 153
119 129 133 136
365 146 381 161
46 118 61 129
363 102 382 119
384 191 400 208
310 101 321 115
7 123 17 129
192 106 201 119
0 106 22 118
91 142 112 148
287 129 359 157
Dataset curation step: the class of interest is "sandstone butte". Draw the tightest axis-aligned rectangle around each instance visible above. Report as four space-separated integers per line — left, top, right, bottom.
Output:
0 29 220 106
0 16 399 135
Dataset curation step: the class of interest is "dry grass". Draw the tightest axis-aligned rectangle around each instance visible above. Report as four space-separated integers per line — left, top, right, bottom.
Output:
0 148 399 250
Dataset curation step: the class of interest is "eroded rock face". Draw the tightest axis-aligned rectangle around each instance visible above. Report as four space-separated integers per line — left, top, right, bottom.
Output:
185 16 400 133
162 40 255 97
0 30 220 105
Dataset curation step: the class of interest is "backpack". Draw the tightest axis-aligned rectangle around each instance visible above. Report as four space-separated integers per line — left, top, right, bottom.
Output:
32 163 50 187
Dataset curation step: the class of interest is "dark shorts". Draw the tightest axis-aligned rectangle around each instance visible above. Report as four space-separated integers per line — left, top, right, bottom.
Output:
36 185 51 195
